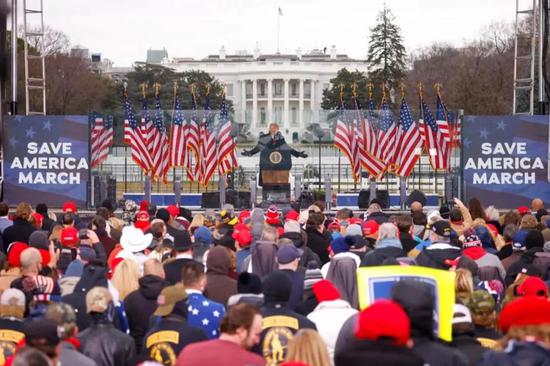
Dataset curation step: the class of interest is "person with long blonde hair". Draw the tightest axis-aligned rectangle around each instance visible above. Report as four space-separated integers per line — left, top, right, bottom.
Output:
285 329 331 366
111 258 140 300
455 268 474 304
188 213 205 236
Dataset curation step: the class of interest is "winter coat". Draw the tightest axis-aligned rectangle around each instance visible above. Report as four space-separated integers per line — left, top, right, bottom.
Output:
481 340 550 366
280 269 305 311
305 227 331 264
361 238 406 267
307 299 357 360
58 276 79 296
462 247 506 281
78 318 136 366
391 280 469 366
367 211 389 224
59 341 97 366
61 264 109 331
242 240 278 278
124 274 167 352
400 231 418 254
204 246 237 305
501 251 522 271
326 256 359 309
143 314 207 364
335 338 425 366
186 290 226 339
321 252 361 279
2 218 35 251
450 332 486 366
280 231 321 269
163 257 195 285
415 242 462 270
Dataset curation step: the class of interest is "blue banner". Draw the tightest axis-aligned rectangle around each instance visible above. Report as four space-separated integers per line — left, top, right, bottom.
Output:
3 115 90 207
462 115 549 208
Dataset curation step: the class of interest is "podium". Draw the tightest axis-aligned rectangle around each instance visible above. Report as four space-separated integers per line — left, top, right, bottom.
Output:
262 170 290 204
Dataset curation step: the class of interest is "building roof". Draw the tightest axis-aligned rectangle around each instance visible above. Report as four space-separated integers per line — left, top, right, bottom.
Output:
147 48 168 64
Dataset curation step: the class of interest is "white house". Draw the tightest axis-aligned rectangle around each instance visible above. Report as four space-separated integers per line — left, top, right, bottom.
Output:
156 46 369 141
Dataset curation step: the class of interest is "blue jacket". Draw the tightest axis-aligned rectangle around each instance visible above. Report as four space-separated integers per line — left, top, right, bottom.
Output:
186 291 225 339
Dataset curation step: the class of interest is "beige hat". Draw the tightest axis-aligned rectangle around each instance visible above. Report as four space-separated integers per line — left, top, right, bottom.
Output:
0 288 25 307
86 287 113 313
154 285 187 317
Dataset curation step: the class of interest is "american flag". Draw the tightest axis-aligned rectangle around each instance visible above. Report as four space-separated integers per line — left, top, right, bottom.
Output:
217 95 238 175
123 114 131 145
354 97 384 177
124 93 152 173
443 101 461 147
421 94 450 170
333 94 360 183
377 95 398 170
185 92 201 182
435 92 452 144
141 97 155 163
394 97 422 177
169 92 186 167
150 91 170 182
90 113 113 168
199 92 218 186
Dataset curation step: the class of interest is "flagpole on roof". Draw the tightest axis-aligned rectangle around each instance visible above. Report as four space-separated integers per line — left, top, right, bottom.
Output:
277 6 282 53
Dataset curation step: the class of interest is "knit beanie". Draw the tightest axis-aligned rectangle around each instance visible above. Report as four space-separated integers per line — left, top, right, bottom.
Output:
28 231 49 251
525 230 544 250
263 271 291 303
346 224 362 237
330 236 349 255
237 272 263 294
265 205 280 226
312 280 340 303
462 230 482 248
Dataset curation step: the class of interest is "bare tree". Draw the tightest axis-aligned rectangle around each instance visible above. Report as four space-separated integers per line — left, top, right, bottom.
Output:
26 25 70 56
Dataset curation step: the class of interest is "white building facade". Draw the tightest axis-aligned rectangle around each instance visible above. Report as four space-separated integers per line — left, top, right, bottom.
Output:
158 46 368 141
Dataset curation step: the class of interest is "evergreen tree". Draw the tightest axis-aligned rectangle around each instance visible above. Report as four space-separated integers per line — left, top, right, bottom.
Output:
366 5 407 102
320 68 369 109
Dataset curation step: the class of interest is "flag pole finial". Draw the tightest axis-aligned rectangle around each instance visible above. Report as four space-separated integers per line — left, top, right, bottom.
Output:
434 82 442 95
367 83 373 99
141 82 148 99
400 83 405 99
153 82 160 97
351 83 357 98
381 83 386 99
418 82 424 99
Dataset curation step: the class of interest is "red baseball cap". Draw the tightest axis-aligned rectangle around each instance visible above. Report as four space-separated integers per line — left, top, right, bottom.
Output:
518 206 530 215
60 227 79 248
312 280 340 303
62 201 78 213
167 205 179 218
499 296 550 332
31 212 43 226
349 217 363 225
355 300 411 346
232 229 252 247
238 210 251 224
517 276 549 297
363 220 380 238
328 219 341 231
134 211 151 232
285 210 299 222
7 242 29 267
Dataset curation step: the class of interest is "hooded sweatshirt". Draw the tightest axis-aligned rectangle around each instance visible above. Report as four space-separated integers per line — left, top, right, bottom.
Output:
124 274 167 352
391 280 469 366
205 246 237 305
361 238 405 267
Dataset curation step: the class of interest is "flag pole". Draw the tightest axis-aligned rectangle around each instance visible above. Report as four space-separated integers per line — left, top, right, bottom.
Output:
399 84 407 209
416 82 424 192
171 81 178 197
277 7 281 53
367 82 377 200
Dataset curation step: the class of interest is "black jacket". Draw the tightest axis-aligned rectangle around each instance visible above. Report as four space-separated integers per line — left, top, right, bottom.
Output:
415 243 462 270
391 280 469 366
367 211 389 224
279 269 304 311
305 228 331 264
280 231 321 269
124 274 167 352
400 232 417 254
481 341 550 366
143 314 207 364
78 318 136 366
2 218 35 251
163 257 195 285
335 338 425 366
61 264 109 331
450 332 486 366
361 246 406 267
254 303 317 363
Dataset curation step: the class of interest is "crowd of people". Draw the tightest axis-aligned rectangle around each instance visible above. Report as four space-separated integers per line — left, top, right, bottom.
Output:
0 196 549 365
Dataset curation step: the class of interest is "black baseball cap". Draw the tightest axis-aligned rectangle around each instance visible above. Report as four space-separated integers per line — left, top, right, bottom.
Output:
25 319 61 347
431 220 451 238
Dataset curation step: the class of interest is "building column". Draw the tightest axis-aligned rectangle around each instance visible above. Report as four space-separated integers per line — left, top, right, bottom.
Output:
252 79 258 128
283 78 289 128
310 80 315 111
299 78 304 127
240 79 247 125
267 79 273 123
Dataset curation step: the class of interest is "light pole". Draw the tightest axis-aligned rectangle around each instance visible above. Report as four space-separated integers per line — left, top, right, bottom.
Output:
312 124 325 192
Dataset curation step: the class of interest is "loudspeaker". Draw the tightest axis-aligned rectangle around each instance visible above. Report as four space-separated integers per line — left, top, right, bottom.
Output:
406 190 427 207
226 190 251 209
201 192 220 209
358 189 389 209
263 184 291 204
107 177 116 204
445 175 459 204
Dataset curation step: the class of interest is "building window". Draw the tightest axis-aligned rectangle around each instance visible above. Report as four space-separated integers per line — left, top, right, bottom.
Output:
274 82 283 97
260 83 266 97
260 107 266 125
304 82 311 98
291 83 297 97
246 82 252 98
226 83 234 97
291 107 298 126
274 106 283 122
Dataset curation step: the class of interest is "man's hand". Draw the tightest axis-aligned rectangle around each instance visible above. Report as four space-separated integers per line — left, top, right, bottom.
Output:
242 149 251 157
297 151 308 158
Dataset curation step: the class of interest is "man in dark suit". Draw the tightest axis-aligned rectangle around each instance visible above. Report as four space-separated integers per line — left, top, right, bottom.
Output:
242 123 307 185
